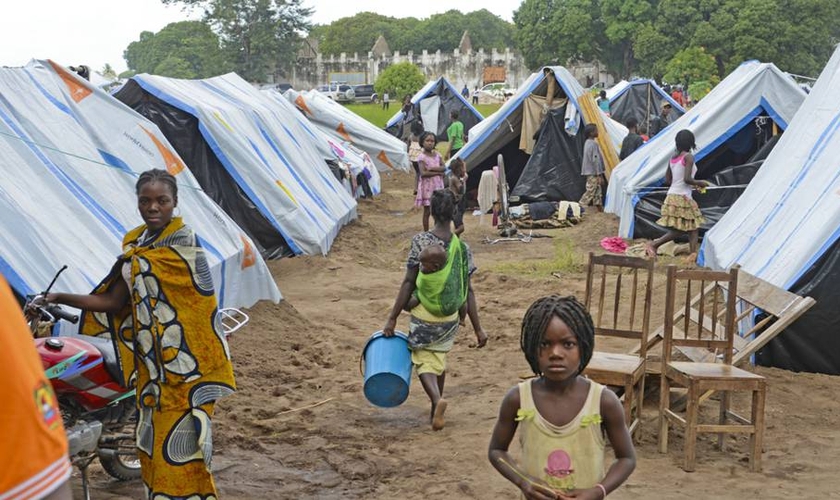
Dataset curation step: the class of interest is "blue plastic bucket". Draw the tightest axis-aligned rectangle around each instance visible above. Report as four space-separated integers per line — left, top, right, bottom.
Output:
362 331 412 408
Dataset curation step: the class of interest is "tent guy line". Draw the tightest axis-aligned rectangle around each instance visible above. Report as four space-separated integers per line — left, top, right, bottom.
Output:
0 128 207 192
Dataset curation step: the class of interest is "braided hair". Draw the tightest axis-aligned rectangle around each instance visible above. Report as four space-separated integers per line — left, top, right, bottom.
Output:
136 168 178 198
430 189 455 224
520 295 595 376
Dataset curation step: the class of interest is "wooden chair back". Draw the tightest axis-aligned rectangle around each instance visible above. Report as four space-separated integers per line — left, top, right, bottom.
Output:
662 266 739 367
584 252 655 359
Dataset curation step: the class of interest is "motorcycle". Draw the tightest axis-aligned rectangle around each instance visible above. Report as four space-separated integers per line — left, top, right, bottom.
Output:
26 266 140 499
26 265 250 499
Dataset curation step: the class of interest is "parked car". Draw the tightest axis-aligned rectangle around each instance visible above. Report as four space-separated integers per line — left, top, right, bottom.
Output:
316 82 355 102
352 84 378 103
479 82 516 100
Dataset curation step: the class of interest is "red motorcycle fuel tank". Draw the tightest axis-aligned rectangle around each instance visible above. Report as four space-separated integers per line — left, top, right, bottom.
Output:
35 337 125 411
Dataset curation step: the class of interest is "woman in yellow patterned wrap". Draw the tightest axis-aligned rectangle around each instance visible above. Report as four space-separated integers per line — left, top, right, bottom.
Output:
46 169 235 500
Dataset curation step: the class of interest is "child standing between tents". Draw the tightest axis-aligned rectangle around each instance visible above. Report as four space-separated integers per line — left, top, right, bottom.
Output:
415 131 446 231
645 129 710 260
488 295 636 499
445 109 465 160
579 124 606 212
597 90 610 116
619 117 644 160
449 158 468 236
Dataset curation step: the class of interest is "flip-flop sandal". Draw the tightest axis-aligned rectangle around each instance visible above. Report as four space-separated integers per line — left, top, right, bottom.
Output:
432 399 448 431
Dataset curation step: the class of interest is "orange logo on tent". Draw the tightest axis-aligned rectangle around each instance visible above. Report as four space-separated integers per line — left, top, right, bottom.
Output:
240 234 256 269
139 125 185 175
377 150 395 170
48 60 92 103
336 122 352 141
295 95 312 116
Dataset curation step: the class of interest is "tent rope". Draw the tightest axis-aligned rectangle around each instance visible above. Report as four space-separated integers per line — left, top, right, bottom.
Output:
0 128 205 192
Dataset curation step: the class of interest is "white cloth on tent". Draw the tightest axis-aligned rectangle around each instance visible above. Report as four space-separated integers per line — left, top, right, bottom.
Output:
478 170 498 213
520 95 566 154
420 96 440 135
565 104 580 136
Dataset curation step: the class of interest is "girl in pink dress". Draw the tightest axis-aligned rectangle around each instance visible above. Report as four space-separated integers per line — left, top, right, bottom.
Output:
415 131 446 231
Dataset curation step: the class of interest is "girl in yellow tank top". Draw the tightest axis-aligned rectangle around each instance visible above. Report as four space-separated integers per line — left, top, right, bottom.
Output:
488 296 636 500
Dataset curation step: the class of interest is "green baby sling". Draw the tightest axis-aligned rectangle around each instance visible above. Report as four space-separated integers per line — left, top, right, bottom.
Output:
415 235 469 317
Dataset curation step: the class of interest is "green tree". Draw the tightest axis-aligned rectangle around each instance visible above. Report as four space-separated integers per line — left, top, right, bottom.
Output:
123 21 230 77
101 63 117 79
664 47 719 88
514 0 602 71
317 12 400 55
161 0 312 82
153 56 198 78
374 63 425 101
313 10 514 56
513 0 840 82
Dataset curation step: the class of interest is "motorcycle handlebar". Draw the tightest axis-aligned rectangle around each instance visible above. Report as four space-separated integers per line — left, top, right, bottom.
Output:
46 304 79 324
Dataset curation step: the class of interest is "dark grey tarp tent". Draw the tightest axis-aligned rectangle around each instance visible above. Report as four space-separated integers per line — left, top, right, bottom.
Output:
606 79 685 130
450 66 626 200
114 73 357 259
116 80 293 259
385 77 482 141
510 106 587 202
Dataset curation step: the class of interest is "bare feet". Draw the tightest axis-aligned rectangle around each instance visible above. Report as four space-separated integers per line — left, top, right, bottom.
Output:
645 243 657 259
431 399 448 431
683 252 698 266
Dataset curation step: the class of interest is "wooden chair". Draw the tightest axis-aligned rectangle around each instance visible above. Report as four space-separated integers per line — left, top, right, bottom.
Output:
583 252 654 441
658 266 767 472
634 268 815 380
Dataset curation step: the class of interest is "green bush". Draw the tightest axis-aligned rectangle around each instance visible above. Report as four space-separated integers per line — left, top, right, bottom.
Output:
688 81 713 103
374 63 426 103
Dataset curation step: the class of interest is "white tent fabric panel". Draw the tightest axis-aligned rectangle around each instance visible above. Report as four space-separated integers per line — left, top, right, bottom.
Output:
604 61 806 238
702 48 840 287
130 73 357 256
285 89 410 173
262 89 381 196
420 96 441 136
0 60 280 310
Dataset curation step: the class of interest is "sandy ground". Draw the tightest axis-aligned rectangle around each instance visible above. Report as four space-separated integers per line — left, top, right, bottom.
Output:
78 172 839 499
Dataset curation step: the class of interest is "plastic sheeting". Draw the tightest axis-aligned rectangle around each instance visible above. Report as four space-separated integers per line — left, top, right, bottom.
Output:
452 66 627 190
385 77 483 142
605 61 806 238
286 89 410 173
262 89 381 198
511 105 587 202
0 60 280 310
115 73 357 257
702 47 840 374
606 79 685 130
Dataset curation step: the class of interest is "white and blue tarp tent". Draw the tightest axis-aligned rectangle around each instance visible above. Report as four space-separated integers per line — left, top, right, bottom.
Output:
262 88 381 198
384 77 483 141
452 66 627 202
285 89 410 173
0 60 280 311
115 73 356 258
605 79 685 129
701 47 840 375
605 61 806 239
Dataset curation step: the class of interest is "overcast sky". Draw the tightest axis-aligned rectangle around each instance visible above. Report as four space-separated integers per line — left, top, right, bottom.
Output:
0 0 518 74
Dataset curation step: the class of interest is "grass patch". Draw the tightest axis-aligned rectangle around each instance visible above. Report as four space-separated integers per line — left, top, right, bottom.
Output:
491 237 583 277
344 102 503 128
